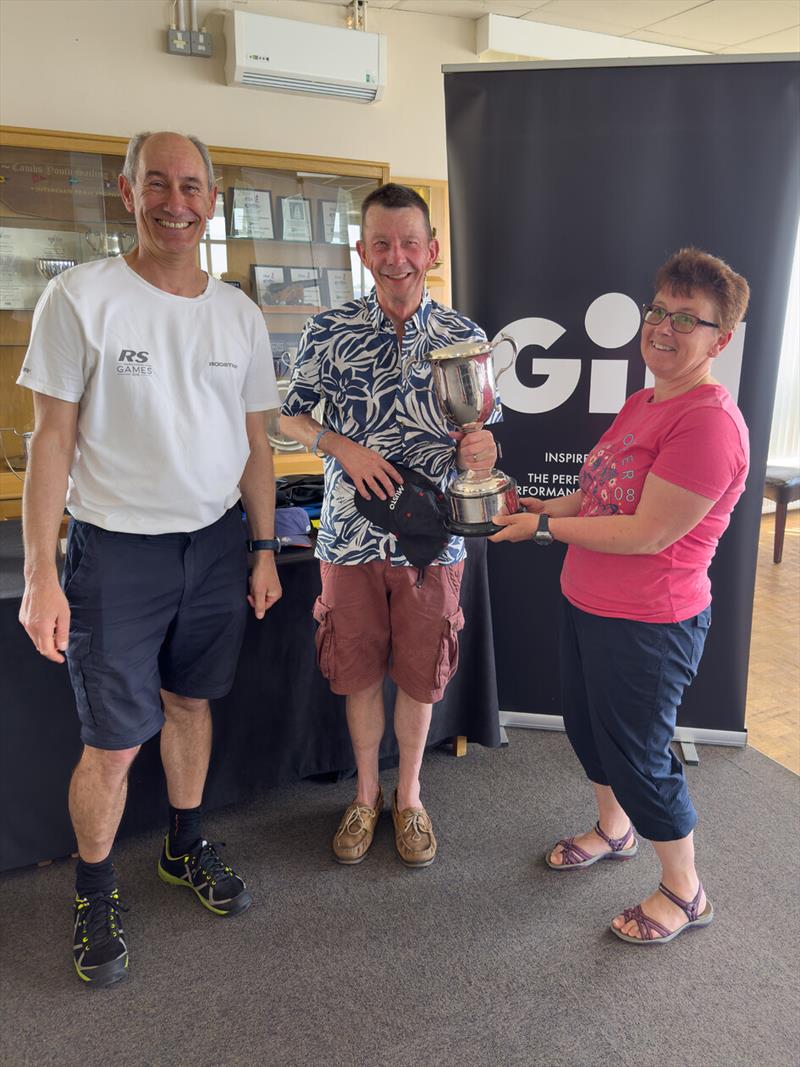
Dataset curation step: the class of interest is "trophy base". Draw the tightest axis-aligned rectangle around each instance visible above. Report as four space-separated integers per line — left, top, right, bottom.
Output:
445 517 504 537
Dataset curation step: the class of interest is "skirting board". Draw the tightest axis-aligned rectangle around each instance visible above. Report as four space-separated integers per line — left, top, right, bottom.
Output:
500 711 747 748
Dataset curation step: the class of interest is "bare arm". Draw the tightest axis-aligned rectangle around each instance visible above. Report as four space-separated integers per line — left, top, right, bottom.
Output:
491 473 715 553
279 411 402 501
239 410 282 619
19 393 78 662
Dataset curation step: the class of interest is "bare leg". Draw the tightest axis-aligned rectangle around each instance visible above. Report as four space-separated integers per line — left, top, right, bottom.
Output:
69 744 140 863
612 833 705 938
160 690 212 809
345 678 385 808
548 782 632 865
394 687 432 811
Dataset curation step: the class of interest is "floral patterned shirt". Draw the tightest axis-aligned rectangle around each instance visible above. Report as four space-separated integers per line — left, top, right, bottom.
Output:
281 289 490 565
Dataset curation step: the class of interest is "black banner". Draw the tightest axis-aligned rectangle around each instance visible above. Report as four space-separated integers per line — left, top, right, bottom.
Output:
444 57 800 732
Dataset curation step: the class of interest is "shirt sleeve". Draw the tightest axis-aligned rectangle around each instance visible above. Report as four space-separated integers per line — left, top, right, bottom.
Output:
651 404 748 501
16 277 87 402
281 316 322 416
242 310 280 412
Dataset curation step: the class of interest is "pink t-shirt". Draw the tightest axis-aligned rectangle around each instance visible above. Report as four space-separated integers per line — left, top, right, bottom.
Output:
560 384 749 623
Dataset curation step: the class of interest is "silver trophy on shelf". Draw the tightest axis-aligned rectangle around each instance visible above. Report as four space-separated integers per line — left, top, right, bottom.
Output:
427 335 521 536
85 230 136 257
35 258 77 280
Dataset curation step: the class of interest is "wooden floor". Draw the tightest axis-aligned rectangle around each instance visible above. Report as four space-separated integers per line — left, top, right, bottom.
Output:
746 511 800 774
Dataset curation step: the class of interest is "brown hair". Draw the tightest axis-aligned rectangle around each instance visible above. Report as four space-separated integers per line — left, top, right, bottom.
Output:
654 247 750 333
360 183 432 238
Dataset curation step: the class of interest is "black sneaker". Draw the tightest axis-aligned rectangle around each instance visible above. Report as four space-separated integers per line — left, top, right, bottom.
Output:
73 889 129 988
157 837 252 917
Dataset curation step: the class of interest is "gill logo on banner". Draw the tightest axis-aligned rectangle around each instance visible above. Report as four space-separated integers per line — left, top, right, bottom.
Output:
492 292 745 415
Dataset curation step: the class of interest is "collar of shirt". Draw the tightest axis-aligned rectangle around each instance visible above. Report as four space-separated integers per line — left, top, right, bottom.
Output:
366 287 432 339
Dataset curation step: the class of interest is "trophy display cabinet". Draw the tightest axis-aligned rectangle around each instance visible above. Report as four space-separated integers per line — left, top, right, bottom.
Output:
0 126 391 517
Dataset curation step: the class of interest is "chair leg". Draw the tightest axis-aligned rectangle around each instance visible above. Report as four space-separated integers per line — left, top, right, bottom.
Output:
773 501 788 564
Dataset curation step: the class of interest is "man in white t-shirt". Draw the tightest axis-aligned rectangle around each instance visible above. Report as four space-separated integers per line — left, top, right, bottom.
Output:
17 131 282 989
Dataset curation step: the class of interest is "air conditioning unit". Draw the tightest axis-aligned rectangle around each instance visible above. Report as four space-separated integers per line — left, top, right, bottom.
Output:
224 11 386 103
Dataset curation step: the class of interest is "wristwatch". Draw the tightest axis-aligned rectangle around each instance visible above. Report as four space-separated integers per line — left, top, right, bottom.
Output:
532 513 554 546
247 538 281 553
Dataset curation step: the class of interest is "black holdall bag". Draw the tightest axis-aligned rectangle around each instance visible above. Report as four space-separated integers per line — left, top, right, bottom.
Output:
354 463 450 570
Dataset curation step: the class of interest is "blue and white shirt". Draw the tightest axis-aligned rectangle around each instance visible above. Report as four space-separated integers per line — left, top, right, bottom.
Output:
281 288 491 566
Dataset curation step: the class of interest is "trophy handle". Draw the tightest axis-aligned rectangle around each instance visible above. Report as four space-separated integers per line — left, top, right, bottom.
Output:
119 232 136 254
492 332 518 383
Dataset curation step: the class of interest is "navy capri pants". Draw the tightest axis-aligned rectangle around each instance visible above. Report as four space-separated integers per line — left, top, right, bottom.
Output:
559 597 711 842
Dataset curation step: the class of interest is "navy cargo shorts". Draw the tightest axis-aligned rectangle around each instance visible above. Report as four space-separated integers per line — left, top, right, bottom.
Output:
63 505 249 751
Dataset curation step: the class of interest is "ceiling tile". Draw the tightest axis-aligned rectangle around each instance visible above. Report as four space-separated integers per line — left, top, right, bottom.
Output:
647 0 800 47
532 1 703 33
633 28 726 50
395 0 540 16
722 25 800 52
520 10 642 35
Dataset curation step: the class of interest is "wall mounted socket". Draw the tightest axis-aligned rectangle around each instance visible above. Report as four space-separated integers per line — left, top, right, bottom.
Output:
167 29 191 55
191 31 213 57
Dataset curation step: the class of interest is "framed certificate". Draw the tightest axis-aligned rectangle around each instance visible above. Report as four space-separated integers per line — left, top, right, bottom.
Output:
325 268 354 308
289 267 321 306
320 200 349 245
228 187 274 240
251 264 286 306
280 197 313 242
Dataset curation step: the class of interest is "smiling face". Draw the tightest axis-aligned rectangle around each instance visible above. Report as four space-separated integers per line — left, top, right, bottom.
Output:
356 204 438 326
641 287 733 397
118 133 216 265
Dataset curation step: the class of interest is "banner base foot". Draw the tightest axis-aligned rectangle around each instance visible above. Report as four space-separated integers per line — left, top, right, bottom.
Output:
500 712 747 749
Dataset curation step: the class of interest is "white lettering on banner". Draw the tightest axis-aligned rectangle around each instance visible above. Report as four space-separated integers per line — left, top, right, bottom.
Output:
492 294 745 414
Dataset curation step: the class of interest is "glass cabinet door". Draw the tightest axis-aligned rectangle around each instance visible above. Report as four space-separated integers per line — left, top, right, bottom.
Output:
0 143 133 474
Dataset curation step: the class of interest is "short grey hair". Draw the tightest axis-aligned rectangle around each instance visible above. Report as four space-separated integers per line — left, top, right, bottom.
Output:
122 131 215 190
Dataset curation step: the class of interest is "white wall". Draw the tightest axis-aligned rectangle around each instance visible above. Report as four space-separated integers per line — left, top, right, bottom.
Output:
0 0 479 179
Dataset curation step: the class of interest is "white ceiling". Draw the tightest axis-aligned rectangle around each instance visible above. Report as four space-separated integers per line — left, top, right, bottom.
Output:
311 0 800 54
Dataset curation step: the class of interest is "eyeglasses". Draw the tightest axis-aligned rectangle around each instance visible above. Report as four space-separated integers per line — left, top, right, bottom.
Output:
641 304 719 334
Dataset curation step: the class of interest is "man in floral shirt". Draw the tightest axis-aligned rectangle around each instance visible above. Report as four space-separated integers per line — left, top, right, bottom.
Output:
280 184 496 868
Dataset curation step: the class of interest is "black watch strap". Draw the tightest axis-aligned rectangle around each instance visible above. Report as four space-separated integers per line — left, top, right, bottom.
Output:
247 538 281 553
534 513 554 545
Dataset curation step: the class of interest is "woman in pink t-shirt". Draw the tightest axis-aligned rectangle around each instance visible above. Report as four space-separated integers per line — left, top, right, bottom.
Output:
491 248 750 945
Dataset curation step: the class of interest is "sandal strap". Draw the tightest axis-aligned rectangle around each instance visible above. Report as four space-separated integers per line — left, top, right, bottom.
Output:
658 881 704 921
556 837 593 865
594 821 633 852
621 904 672 941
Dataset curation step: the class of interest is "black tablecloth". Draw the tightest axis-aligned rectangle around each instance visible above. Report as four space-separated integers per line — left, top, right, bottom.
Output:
0 522 500 870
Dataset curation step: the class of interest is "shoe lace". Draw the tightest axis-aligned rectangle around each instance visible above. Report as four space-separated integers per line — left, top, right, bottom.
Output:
338 805 374 838
189 840 234 884
77 892 128 947
399 812 430 841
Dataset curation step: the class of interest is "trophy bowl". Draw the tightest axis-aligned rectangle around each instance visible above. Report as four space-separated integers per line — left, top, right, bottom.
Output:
85 230 136 257
35 258 77 280
427 335 520 536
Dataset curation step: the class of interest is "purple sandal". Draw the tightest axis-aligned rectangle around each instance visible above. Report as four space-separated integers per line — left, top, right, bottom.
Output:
545 821 638 870
611 882 714 944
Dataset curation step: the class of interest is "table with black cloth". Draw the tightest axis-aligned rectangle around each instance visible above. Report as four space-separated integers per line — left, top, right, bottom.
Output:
0 520 501 872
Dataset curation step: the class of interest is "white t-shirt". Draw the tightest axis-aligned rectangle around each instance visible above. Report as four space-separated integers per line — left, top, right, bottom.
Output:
17 258 279 534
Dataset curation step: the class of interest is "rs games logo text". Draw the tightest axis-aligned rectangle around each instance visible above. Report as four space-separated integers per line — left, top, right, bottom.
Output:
117 349 152 375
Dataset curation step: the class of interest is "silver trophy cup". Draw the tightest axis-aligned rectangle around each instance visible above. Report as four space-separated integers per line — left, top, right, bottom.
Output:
85 230 136 257
427 335 520 536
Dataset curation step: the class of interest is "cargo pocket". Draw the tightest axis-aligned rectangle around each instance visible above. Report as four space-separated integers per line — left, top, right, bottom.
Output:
312 597 335 680
65 628 97 725
435 607 465 689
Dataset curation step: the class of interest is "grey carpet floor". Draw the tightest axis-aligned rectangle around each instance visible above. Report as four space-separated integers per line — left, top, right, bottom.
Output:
1 728 798 1067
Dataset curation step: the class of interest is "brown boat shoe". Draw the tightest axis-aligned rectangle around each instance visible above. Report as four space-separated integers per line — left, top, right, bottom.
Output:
391 789 437 868
332 786 384 865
